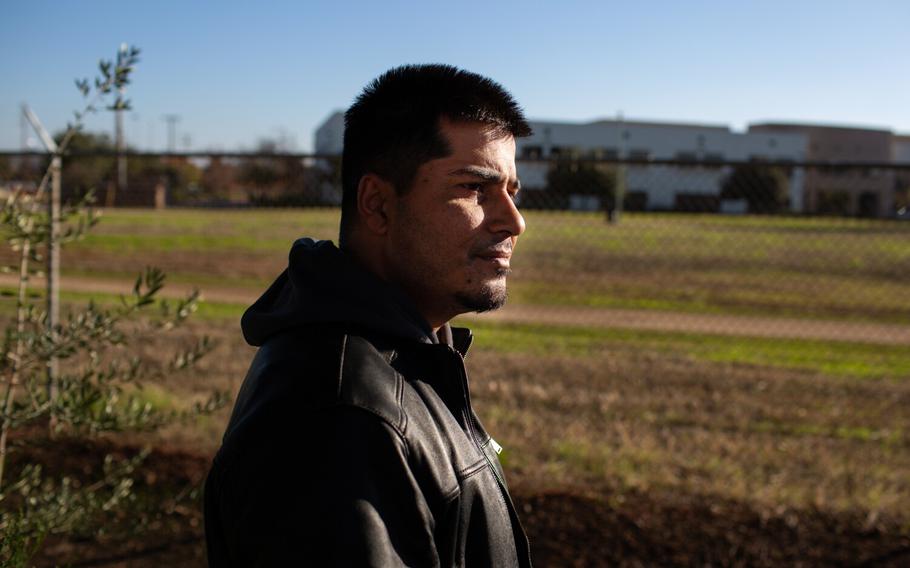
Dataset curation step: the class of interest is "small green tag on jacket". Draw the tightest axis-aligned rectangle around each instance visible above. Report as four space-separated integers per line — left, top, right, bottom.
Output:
489 438 503 455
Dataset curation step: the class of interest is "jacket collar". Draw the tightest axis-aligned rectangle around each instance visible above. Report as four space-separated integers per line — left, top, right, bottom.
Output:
433 324 474 357
451 326 473 357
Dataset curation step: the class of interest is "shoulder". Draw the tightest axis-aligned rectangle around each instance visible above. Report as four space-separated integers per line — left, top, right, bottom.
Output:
336 334 408 435
230 326 408 437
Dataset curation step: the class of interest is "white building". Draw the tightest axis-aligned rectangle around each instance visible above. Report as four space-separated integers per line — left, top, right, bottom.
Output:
894 135 910 164
313 112 809 211
315 111 345 155
517 119 807 211
893 135 910 216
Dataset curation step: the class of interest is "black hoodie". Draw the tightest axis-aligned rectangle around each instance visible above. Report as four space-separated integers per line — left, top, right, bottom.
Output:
205 238 531 567
242 238 436 347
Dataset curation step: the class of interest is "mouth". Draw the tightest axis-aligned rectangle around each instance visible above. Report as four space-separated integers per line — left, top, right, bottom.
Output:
474 249 512 270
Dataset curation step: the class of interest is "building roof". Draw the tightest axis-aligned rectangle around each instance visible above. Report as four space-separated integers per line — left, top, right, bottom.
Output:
530 117 729 132
749 122 893 135
590 118 729 132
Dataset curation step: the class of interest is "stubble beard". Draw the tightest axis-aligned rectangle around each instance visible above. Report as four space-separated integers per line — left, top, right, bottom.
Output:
455 268 510 314
391 200 513 318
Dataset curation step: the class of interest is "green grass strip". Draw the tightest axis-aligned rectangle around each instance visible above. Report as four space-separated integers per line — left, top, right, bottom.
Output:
4 286 907 380
464 320 910 380
0 288 247 322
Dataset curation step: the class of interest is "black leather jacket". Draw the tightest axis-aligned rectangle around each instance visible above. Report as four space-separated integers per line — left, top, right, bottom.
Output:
204 239 531 567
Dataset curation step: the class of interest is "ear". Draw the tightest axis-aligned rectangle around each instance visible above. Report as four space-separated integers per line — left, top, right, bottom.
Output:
356 173 396 236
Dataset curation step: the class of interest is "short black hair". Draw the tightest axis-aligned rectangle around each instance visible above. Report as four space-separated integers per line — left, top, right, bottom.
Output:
339 64 531 246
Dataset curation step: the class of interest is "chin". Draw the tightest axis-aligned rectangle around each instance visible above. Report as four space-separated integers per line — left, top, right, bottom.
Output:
455 280 508 313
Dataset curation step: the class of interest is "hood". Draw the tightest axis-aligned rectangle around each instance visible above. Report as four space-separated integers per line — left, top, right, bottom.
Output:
241 238 437 347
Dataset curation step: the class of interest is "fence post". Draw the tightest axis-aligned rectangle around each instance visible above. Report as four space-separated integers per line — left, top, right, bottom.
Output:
21 104 61 417
611 114 626 224
611 161 626 223
113 83 127 207
47 154 61 413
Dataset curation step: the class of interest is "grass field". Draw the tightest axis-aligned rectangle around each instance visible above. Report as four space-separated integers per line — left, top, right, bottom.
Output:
5 208 910 565
6 207 905 323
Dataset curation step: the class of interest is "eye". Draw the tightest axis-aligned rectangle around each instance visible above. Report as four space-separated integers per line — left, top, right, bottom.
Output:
459 182 484 192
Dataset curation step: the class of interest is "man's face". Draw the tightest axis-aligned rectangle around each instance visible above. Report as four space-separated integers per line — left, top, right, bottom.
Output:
382 119 525 329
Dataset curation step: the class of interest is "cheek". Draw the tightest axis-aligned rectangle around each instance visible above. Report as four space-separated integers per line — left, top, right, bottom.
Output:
443 202 485 234
396 200 484 261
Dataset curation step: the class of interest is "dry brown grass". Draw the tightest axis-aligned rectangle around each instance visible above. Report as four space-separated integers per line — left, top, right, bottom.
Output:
466 347 910 519
5 208 909 564
98 320 908 565
128 319 910 525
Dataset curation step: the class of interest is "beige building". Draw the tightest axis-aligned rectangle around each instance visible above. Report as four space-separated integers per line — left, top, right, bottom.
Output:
749 123 894 217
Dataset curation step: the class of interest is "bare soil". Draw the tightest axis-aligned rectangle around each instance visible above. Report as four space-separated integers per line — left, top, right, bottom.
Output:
21 438 910 567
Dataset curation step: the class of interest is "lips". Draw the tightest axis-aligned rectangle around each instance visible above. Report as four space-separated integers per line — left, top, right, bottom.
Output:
474 247 512 271
477 251 511 261
470 240 514 272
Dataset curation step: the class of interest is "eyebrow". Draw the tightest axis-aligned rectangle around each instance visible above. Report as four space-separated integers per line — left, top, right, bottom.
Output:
448 166 522 190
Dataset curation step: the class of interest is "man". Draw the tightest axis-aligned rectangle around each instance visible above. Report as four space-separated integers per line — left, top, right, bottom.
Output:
204 64 532 566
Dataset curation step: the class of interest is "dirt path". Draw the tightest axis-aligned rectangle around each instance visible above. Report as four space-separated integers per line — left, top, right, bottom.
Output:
470 305 910 346
4 274 909 346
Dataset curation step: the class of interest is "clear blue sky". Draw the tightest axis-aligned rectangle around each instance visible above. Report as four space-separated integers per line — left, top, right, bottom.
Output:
3 0 909 152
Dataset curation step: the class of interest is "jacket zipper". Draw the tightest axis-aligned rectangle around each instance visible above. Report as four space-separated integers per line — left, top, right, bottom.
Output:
448 348 501 480
448 347 532 565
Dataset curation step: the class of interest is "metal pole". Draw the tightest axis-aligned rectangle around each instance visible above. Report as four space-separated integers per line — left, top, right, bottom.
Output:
611 112 626 224
16 104 30 174
113 86 127 207
47 156 61 406
163 114 180 153
21 104 60 412
20 103 29 151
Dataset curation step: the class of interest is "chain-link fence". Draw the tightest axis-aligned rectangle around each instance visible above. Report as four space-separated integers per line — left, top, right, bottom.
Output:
4 151 909 212
3 149 909 342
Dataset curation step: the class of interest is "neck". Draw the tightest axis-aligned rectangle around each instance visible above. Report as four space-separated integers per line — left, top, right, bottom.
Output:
342 235 449 333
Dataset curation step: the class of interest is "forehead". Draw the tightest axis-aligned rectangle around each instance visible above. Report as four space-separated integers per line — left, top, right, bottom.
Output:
433 119 517 171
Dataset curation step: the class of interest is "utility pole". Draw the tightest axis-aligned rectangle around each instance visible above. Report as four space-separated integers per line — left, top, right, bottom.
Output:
163 114 181 153
22 105 60 405
146 116 155 150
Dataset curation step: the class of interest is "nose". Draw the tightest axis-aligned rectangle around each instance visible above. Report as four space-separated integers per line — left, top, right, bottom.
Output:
487 189 526 238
